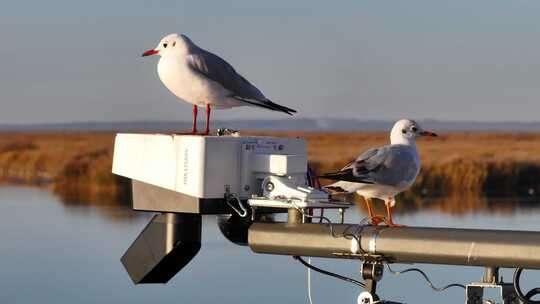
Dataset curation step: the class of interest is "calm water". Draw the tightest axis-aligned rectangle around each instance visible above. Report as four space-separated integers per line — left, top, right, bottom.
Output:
1 186 540 304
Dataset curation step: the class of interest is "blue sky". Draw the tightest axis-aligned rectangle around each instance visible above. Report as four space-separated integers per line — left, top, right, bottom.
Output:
2 0 540 123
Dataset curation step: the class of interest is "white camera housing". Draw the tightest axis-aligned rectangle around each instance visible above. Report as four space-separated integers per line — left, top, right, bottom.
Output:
112 134 339 213
113 133 307 198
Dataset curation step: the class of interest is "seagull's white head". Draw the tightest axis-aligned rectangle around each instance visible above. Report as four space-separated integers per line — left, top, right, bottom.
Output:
390 119 437 145
141 33 191 58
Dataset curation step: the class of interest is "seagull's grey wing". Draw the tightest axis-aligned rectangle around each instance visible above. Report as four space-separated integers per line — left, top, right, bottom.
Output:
186 49 296 115
349 147 389 175
367 146 420 187
187 50 265 100
321 147 387 183
322 145 419 187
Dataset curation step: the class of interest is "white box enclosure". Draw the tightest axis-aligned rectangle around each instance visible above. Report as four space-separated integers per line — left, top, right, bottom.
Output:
112 134 308 213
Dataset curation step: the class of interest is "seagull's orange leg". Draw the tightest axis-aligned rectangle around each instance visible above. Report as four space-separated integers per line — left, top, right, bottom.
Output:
201 104 211 135
191 105 198 134
364 197 384 225
175 105 199 135
385 200 406 227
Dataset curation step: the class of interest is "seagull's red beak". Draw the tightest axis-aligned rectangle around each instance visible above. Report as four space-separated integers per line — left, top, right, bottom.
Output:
420 130 438 137
142 49 159 57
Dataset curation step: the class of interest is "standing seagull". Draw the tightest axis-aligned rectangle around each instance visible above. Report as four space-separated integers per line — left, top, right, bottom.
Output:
321 119 437 227
142 33 296 135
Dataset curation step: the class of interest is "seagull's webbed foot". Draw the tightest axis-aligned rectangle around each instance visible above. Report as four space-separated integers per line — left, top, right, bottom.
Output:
174 131 199 135
383 199 407 228
174 132 212 136
384 219 407 228
369 215 385 226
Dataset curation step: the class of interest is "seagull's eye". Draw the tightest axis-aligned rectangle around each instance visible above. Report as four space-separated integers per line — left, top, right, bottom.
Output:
163 43 168 48
411 127 418 132
172 41 176 47
402 129 407 134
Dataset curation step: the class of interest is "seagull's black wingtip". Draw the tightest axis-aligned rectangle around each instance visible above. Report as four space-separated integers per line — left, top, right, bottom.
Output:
232 96 297 115
325 186 349 193
318 173 339 180
284 110 295 116
319 172 375 184
265 99 297 115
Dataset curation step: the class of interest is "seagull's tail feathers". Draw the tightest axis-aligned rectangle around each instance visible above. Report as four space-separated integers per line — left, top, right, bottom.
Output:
233 96 297 115
319 171 375 184
324 181 361 194
325 185 349 193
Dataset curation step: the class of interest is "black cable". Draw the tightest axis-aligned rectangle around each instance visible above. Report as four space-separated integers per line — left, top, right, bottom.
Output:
306 165 324 224
513 268 540 304
305 165 367 252
386 264 465 292
526 289 540 301
293 204 367 256
293 256 365 288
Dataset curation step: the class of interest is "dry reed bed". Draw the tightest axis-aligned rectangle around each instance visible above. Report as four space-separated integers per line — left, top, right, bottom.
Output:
0 132 129 200
0 131 538 200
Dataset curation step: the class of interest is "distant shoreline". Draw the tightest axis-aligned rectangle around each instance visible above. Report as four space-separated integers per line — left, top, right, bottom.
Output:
0 131 538 203
3 119 540 132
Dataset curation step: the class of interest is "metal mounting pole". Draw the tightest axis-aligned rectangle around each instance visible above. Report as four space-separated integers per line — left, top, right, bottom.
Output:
338 208 345 224
287 208 302 224
483 266 499 284
361 262 384 299
249 223 540 269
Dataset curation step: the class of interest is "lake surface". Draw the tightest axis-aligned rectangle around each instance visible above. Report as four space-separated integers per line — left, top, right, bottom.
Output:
1 186 540 304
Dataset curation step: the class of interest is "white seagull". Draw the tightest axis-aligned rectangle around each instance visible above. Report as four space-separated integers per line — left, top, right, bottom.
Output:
142 33 296 135
321 119 437 227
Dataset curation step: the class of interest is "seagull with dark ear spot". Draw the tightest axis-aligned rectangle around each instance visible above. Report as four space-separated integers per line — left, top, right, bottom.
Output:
142 33 297 135
321 119 437 227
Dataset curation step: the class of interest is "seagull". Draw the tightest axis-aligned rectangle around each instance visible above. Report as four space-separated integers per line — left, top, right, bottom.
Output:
142 33 296 135
321 119 437 227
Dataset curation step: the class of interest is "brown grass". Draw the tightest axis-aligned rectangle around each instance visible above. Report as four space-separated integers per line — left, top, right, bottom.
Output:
0 131 538 202
0 132 129 200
